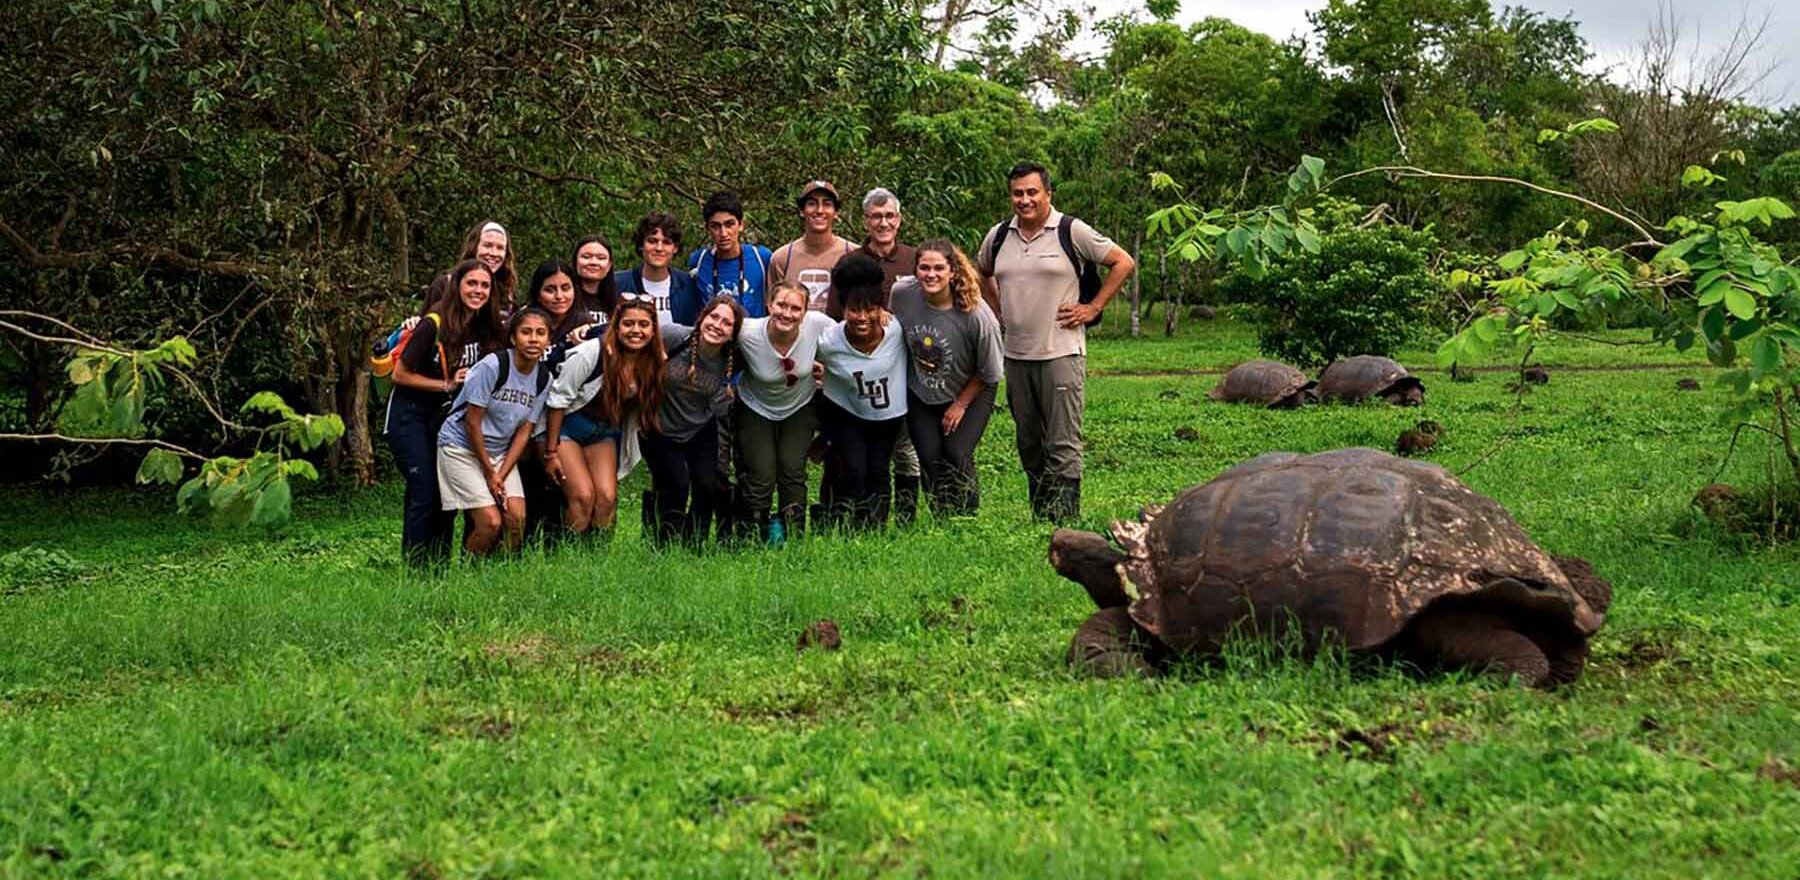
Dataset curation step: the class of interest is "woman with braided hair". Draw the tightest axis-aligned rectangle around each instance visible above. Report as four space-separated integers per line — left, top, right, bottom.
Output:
639 295 745 546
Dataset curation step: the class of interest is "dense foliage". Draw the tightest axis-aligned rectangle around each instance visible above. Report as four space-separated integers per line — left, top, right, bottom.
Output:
1226 225 1438 366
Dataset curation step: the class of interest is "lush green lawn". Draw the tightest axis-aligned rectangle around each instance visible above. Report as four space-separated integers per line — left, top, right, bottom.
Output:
3 319 1797 878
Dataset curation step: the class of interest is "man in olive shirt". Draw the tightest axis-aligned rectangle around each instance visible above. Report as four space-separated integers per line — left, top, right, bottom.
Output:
977 161 1136 521
831 187 916 316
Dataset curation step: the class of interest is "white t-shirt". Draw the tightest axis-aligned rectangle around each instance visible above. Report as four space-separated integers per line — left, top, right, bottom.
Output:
817 316 908 421
737 312 834 421
641 275 672 315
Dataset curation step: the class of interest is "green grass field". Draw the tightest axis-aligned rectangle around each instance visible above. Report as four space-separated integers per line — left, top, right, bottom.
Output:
4 318 1798 878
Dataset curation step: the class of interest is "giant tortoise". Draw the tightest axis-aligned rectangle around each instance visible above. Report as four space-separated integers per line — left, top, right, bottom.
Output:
1208 360 1317 408
1318 356 1424 405
1051 448 1611 687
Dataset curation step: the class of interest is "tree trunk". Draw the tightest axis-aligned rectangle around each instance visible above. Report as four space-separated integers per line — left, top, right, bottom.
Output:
1129 231 1142 338
336 326 376 487
1161 248 1175 337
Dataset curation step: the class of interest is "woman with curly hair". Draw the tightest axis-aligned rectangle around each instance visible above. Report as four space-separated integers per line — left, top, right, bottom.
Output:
890 239 1002 515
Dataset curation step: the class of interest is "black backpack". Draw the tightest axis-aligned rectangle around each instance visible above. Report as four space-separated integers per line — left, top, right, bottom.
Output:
985 218 1104 328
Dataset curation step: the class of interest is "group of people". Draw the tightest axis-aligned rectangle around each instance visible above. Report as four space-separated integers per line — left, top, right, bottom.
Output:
378 162 1137 566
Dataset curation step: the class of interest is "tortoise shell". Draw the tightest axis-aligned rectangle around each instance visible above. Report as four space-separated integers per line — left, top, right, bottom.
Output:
1208 360 1317 408
1105 448 1603 656
1318 356 1424 405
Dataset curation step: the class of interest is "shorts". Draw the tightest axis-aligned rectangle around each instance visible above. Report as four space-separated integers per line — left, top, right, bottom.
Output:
560 411 621 446
437 444 524 510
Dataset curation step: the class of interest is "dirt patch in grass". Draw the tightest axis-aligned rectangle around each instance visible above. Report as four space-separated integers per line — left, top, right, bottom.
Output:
1760 758 1800 789
578 646 661 677
762 810 819 872
722 701 820 725
483 635 557 664
406 859 445 880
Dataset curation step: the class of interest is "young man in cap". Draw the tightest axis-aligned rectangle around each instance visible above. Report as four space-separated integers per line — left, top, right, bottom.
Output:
688 190 773 319
769 180 857 313
977 161 1136 522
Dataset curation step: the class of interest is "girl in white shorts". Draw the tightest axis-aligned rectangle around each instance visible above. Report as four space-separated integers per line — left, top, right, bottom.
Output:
436 308 554 557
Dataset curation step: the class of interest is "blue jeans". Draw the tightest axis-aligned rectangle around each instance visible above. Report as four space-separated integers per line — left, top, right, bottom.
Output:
386 391 454 567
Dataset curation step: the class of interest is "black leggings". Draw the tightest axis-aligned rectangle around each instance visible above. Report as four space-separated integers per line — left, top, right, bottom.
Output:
639 424 720 546
905 387 996 515
818 398 902 529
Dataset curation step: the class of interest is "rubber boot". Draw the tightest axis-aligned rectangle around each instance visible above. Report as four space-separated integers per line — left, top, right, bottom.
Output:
641 489 657 538
779 503 805 542
893 474 921 526
1046 476 1081 524
1026 470 1051 520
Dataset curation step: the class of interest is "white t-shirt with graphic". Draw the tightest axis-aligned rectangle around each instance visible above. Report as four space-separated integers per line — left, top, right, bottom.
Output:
641 275 672 315
816 315 908 421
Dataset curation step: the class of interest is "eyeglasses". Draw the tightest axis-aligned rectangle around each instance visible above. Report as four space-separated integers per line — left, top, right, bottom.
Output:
781 356 798 387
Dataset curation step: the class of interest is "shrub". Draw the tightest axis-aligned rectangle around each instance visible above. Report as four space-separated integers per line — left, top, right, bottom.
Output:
1223 225 1438 367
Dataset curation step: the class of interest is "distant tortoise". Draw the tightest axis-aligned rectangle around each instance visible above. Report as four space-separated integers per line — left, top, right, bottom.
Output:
1208 360 1317 408
1051 448 1611 687
1318 356 1424 405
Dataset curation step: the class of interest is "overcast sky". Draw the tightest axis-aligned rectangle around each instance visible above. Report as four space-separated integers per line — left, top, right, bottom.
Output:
1092 0 1795 107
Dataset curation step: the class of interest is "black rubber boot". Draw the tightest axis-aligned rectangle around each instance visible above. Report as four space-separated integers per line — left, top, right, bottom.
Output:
641 489 657 538
1046 476 1082 524
1026 470 1051 520
893 474 921 526
778 504 805 542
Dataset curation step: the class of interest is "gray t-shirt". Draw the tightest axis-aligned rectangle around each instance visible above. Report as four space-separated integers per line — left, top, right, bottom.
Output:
817 315 908 421
437 352 548 452
737 311 834 421
889 279 1004 406
655 323 729 442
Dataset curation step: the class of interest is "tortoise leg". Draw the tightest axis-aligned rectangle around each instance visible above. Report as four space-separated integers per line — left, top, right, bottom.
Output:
1405 607 1551 687
1067 608 1157 678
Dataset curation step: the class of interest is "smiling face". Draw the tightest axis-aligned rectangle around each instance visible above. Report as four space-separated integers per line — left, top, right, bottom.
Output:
640 229 677 270
459 267 493 311
914 248 951 298
536 271 575 319
614 309 656 352
1009 172 1051 227
800 193 838 235
863 200 900 249
698 302 738 347
513 315 551 362
574 242 611 285
843 301 883 344
476 230 508 273
768 285 807 334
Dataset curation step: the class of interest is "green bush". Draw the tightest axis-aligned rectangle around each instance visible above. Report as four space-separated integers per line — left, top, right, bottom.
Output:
1223 225 1438 367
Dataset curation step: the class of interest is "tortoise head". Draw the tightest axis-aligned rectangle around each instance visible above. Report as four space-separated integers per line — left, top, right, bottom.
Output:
1272 381 1320 409
1379 377 1425 407
1049 507 1161 610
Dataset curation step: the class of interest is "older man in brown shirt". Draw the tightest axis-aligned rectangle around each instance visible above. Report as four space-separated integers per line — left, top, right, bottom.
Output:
978 161 1136 522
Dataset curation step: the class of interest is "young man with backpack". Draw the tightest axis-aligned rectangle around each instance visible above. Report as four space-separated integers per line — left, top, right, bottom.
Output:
976 161 1136 522
689 190 773 319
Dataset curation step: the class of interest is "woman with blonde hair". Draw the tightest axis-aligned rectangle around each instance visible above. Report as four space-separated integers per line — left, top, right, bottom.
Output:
890 238 1002 515
733 280 835 541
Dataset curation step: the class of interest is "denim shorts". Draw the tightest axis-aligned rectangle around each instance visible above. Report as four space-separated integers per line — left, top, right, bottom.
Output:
561 411 621 446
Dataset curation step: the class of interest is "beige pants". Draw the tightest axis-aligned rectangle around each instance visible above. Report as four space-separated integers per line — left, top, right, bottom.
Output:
1004 354 1085 481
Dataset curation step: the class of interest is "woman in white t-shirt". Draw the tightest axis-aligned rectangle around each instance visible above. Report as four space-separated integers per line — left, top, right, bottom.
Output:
814 254 908 531
734 281 835 540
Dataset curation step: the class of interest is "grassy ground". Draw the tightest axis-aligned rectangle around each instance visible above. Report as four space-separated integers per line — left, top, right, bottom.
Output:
3 318 1798 878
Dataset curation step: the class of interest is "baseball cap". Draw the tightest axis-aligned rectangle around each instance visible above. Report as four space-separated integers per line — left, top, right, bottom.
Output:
795 180 840 209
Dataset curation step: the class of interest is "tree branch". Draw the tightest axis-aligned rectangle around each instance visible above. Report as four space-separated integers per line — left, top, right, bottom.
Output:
1325 166 1666 247
0 433 207 461
0 217 279 278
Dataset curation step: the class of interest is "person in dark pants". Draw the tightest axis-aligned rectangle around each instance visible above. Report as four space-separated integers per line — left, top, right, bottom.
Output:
385 259 505 567
892 239 1003 516
639 295 744 547
734 281 834 541
815 254 909 530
